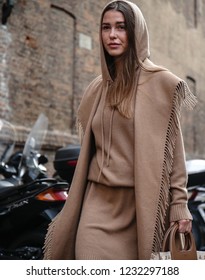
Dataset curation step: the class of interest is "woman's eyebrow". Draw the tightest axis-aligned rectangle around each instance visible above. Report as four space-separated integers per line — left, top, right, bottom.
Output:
102 21 125 24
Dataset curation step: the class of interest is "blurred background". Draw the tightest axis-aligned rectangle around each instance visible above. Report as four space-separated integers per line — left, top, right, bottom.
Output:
0 0 204 174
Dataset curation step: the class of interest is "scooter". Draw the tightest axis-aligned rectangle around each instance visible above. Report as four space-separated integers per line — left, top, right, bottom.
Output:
0 114 69 259
186 159 205 250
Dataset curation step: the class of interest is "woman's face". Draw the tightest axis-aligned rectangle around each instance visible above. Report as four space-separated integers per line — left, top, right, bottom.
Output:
101 10 128 58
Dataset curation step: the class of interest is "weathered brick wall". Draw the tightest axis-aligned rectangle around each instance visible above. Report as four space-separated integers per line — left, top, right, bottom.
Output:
0 0 205 173
7 0 75 142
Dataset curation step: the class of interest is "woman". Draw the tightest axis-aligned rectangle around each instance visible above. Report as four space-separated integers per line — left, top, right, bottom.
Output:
43 0 197 260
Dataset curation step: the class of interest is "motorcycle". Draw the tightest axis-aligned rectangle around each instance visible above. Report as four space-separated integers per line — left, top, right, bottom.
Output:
186 159 205 251
0 114 69 259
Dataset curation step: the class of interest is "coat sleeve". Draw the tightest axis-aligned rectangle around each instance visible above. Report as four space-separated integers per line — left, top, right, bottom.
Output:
169 125 193 222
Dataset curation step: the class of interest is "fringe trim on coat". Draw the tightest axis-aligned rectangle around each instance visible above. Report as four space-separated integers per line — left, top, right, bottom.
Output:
152 81 197 253
76 118 84 144
43 214 59 259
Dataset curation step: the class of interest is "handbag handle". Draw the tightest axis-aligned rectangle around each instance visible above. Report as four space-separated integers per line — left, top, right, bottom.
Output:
162 223 197 260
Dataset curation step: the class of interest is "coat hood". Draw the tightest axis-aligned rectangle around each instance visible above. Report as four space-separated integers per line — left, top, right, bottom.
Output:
100 0 150 81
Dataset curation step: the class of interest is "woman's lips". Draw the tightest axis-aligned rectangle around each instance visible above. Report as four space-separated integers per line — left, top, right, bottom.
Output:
108 43 120 48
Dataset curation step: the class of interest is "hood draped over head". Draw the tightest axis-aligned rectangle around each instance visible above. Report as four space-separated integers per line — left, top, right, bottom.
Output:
100 0 150 82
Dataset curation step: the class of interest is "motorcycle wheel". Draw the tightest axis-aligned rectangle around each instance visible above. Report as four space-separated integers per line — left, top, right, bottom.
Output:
8 230 46 260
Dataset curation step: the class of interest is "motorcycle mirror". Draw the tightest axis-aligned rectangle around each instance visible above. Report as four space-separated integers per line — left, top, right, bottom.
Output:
38 155 48 165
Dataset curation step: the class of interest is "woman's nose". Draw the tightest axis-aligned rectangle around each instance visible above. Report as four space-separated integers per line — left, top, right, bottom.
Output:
109 27 117 38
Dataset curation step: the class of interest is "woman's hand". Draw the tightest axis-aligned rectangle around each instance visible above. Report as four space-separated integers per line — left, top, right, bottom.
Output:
170 219 192 233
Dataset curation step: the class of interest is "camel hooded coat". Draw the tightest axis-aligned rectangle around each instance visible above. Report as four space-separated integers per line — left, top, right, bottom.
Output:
43 0 197 260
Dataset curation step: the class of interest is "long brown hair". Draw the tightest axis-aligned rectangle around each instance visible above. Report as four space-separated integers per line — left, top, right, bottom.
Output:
101 1 139 118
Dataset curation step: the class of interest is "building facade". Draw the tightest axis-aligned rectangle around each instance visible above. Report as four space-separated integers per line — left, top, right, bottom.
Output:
0 0 205 170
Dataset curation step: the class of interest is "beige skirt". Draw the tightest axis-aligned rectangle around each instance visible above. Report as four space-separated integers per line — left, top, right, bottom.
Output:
75 181 138 260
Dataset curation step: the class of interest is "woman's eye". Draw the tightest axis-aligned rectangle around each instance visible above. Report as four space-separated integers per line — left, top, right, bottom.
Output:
101 24 126 31
117 25 126 30
102 25 110 30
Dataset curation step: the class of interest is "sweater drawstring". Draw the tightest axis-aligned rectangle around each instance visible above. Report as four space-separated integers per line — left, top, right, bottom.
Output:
106 107 114 167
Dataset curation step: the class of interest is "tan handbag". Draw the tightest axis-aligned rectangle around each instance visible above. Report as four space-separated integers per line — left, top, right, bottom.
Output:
151 223 205 260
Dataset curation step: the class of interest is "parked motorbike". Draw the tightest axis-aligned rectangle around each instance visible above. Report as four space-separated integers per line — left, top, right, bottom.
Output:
186 159 205 250
0 114 69 259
